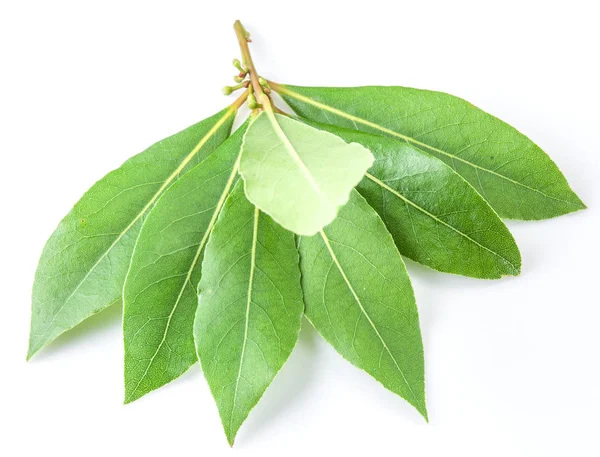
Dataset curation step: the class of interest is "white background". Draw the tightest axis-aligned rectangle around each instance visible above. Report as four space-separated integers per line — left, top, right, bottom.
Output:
1 1 599 455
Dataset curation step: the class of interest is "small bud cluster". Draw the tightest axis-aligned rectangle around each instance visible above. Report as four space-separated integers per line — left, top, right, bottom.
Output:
221 58 275 111
222 58 251 97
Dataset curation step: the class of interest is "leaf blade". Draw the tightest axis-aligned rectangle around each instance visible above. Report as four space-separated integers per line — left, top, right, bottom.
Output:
122 123 248 403
299 190 427 419
195 182 303 445
239 111 373 235
28 107 235 359
301 120 521 279
275 83 585 220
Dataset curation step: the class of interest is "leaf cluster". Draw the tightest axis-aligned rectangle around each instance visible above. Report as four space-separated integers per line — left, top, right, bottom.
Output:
28 21 584 445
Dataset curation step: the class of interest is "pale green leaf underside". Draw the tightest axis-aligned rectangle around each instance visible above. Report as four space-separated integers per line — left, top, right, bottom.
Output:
195 182 303 445
240 111 374 235
277 84 585 220
122 123 248 403
299 190 427 419
303 120 521 279
28 107 235 359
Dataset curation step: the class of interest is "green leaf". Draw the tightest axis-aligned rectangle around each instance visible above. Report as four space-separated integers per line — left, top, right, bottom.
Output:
195 182 303 445
301 120 521 279
275 83 585 220
122 123 248 403
239 110 374 235
298 189 427 419
28 107 236 360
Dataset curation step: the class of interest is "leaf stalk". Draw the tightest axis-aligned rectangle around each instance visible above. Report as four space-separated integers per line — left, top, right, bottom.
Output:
230 88 250 109
233 20 275 112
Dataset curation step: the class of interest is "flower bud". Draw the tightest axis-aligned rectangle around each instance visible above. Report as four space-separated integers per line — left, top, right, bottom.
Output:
232 58 242 70
248 92 261 109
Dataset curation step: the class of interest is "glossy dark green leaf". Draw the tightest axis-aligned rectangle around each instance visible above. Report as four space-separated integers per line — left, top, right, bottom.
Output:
122 123 248 403
195 182 303 445
28 107 235 360
302 120 521 279
275 83 585 220
298 189 427 419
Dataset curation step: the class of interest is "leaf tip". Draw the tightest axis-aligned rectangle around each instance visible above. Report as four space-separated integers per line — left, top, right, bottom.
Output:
225 428 238 447
575 198 587 211
26 337 42 361
123 387 141 405
420 405 429 423
567 187 587 212
412 394 429 422
500 261 521 279
26 345 35 361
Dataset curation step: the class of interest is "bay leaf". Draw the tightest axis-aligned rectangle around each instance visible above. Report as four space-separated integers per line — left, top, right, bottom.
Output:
302 120 521 279
28 107 235 359
239 111 373 235
195 182 303 445
274 83 585 220
298 189 427 419
123 123 248 403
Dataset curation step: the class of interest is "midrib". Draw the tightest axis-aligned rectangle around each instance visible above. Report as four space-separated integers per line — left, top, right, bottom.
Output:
264 110 323 196
230 206 260 437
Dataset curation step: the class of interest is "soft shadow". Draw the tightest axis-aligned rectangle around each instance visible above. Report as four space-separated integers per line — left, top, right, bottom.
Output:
28 302 122 361
236 317 319 445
